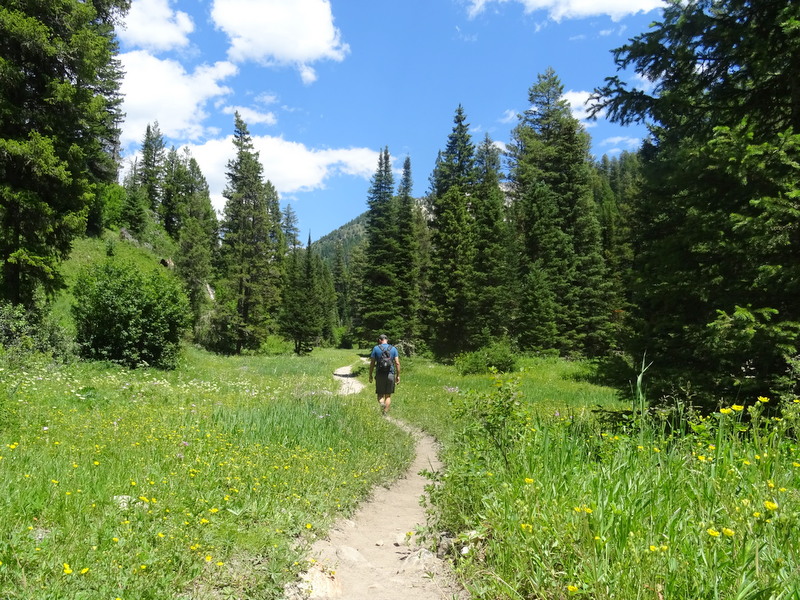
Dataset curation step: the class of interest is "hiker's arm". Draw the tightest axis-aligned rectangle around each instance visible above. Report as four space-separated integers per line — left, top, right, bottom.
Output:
369 357 375 381
394 357 400 381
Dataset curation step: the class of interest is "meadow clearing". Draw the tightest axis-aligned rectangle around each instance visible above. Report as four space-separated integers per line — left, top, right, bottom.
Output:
1 347 798 599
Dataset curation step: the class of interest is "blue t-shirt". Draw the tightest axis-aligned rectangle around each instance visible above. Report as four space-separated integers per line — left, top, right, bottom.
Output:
371 343 398 373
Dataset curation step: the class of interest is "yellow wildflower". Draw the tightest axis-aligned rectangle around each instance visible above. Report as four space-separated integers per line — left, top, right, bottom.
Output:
732 405 744 411
720 408 732 414
722 528 735 537
757 396 769 403
764 500 779 511
707 528 720 537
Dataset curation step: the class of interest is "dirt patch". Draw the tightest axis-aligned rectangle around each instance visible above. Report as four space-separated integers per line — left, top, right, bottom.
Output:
333 364 366 396
284 366 467 599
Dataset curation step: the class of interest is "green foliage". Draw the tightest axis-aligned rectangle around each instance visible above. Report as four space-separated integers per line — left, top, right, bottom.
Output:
419 361 800 599
0 0 129 306
594 2 800 403
508 68 613 357
0 347 413 599
212 113 283 353
72 258 189 368
0 301 75 366
454 339 518 376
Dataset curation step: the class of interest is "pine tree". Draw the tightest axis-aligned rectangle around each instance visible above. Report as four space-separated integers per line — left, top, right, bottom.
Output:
393 156 423 343
160 147 189 240
427 106 479 356
213 113 282 353
0 0 130 306
281 204 301 251
593 0 800 401
121 161 149 238
508 68 612 355
174 153 218 322
137 122 166 214
470 134 513 345
357 147 401 342
280 235 324 354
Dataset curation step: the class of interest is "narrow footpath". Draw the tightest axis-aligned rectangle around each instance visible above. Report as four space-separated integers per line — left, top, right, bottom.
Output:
284 364 468 600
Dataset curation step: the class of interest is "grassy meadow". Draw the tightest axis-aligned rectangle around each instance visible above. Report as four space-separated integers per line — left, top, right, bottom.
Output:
2 330 799 599
0 346 414 599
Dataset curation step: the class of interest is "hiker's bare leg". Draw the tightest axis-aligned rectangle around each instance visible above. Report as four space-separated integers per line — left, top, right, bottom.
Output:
383 396 391 414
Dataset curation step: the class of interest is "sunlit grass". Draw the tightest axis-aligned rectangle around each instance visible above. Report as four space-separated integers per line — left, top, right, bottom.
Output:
0 346 413 599
423 369 800 599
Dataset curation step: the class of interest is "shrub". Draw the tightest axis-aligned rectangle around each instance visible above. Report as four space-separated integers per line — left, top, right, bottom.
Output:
72 258 189 368
454 339 518 375
0 302 75 365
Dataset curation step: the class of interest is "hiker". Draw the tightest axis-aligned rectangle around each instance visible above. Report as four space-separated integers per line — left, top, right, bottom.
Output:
368 334 400 415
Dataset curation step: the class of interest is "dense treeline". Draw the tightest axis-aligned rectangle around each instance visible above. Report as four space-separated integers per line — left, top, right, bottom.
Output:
1 0 797 406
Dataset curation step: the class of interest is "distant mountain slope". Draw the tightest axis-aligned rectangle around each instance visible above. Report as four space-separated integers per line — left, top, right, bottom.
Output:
314 212 367 263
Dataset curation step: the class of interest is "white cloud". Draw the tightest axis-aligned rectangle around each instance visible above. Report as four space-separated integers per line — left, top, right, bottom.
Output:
562 90 598 124
600 135 641 150
467 0 663 21
118 0 194 52
119 51 237 149
186 136 379 214
210 0 349 83
499 109 517 124
221 106 278 126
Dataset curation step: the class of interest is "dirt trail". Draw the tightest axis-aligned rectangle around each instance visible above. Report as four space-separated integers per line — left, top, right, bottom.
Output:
284 364 467 600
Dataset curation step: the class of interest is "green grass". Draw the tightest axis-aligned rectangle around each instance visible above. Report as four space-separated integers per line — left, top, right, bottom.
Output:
4 317 798 599
0 346 413 599
420 370 800 599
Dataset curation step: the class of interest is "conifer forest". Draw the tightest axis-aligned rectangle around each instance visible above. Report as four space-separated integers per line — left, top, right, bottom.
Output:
1 0 798 408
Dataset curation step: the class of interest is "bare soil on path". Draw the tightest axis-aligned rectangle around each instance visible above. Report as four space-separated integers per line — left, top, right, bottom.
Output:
284 364 468 600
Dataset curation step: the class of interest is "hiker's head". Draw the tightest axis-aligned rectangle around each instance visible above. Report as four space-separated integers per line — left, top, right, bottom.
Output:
378 334 388 342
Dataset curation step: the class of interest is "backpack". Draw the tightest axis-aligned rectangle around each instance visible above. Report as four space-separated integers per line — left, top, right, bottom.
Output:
376 345 394 374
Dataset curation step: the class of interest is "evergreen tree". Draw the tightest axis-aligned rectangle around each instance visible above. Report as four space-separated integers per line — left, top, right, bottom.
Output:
470 135 513 345
280 235 324 353
0 0 130 306
137 122 166 214
160 147 189 240
213 113 282 353
174 153 218 322
427 185 476 356
357 147 402 341
332 241 351 329
508 68 612 355
393 156 423 343
593 0 800 401
121 161 149 237
281 204 301 251
427 106 479 356
429 104 477 198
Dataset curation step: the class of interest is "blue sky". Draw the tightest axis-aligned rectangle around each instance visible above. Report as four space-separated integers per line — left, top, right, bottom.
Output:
116 0 662 241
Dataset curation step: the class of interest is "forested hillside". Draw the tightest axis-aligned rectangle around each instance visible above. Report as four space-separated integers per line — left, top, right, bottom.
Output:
1 0 797 407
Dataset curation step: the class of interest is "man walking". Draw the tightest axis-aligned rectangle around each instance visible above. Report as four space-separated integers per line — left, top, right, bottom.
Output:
368 334 400 415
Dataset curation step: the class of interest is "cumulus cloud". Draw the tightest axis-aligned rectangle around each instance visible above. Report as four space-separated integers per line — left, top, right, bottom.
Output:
467 0 662 21
118 0 194 52
186 136 379 213
119 51 237 149
562 90 599 124
221 106 278 126
210 0 349 83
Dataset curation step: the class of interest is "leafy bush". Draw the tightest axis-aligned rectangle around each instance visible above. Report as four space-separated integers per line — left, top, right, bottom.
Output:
454 339 518 375
0 302 75 365
72 258 189 368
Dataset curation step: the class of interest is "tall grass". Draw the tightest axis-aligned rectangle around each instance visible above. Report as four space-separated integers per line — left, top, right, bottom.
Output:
0 347 413 599
425 367 800 599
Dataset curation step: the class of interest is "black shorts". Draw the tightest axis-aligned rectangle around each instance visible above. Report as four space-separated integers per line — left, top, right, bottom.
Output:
375 372 395 395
